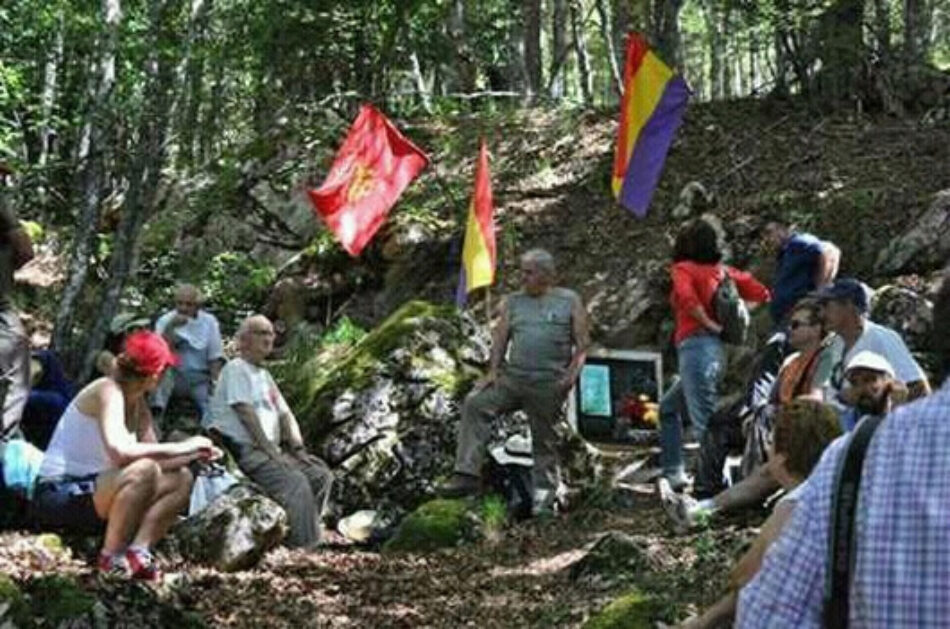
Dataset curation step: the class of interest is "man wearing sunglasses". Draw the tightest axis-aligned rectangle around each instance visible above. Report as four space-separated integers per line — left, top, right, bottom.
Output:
817 278 930 404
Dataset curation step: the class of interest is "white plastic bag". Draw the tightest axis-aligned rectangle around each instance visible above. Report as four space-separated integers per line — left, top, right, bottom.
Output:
188 466 238 516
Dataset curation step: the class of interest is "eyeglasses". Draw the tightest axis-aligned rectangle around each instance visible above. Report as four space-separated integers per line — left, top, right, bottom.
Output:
788 319 817 330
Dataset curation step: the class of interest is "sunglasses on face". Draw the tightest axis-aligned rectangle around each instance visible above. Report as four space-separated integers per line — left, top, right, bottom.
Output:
788 319 817 330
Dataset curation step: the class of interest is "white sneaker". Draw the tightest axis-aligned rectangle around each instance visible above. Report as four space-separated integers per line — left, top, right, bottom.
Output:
657 478 703 534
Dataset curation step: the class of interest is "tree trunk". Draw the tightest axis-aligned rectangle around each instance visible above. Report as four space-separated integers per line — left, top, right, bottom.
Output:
79 0 183 381
447 0 477 93
814 0 865 103
651 0 685 66
701 0 724 99
176 0 211 170
571 0 594 105
524 0 543 100
595 0 623 97
903 0 933 63
52 0 121 359
36 9 64 211
410 51 432 113
871 0 892 57
550 0 569 99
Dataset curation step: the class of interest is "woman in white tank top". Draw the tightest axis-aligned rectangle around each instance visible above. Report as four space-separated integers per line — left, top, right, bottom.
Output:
33 331 221 581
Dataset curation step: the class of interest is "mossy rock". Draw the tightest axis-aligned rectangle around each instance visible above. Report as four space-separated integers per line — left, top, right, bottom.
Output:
383 497 501 553
570 532 655 583
582 589 658 629
0 574 30 627
26 574 95 624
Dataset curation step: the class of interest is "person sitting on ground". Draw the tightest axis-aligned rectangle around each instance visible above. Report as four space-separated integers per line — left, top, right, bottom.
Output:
818 277 930 403
21 348 76 449
659 218 770 491
206 314 333 549
438 248 590 515
32 331 219 580
675 298 835 516
736 276 950 628
152 284 224 421
95 312 152 377
664 350 902 531
761 219 839 326
678 399 841 629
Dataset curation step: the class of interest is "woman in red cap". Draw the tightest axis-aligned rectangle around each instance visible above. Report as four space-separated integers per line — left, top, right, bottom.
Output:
33 331 220 580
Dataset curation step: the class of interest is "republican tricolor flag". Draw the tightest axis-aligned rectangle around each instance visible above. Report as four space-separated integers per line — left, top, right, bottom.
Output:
612 33 690 217
456 140 496 307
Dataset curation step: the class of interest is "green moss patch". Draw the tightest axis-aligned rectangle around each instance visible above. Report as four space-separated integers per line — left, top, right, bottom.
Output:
26 575 95 624
384 496 510 553
582 589 658 629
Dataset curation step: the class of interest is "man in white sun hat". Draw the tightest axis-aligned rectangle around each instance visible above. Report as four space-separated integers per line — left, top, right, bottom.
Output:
838 350 906 432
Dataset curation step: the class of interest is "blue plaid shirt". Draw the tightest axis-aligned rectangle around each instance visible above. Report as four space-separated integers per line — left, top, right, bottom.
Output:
738 381 950 628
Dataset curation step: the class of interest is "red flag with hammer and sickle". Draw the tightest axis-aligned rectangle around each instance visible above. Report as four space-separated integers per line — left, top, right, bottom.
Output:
307 104 429 256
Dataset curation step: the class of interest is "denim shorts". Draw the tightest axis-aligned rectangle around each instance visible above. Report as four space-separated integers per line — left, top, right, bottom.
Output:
33 474 105 533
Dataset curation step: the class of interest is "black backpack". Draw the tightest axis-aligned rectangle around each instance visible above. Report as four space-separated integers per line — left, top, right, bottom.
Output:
713 271 750 345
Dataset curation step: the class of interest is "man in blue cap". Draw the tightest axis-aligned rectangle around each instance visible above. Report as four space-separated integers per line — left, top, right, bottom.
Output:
817 278 930 403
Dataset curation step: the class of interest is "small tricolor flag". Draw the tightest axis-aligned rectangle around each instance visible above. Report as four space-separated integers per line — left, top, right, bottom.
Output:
612 33 690 217
308 104 429 256
456 141 496 307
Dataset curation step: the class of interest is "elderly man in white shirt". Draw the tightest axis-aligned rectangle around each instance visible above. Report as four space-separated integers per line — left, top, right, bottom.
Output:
151 284 224 422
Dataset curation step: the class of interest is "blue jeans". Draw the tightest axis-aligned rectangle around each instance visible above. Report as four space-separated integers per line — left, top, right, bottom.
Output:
659 334 725 477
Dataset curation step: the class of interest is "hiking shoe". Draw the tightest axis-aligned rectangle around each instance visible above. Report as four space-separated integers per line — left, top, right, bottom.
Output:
97 551 132 578
437 472 481 498
126 547 163 583
657 478 700 534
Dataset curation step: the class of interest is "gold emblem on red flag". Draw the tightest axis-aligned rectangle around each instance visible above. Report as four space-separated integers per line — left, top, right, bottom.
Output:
346 162 376 202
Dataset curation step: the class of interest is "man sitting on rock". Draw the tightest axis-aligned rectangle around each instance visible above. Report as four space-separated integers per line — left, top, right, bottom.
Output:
152 284 224 422
439 248 590 515
206 314 333 549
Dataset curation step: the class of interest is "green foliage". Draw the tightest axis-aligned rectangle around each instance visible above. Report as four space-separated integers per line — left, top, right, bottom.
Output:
582 589 658 629
384 495 504 553
0 574 30 627
26 575 95 624
201 252 277 327
321 316 367 346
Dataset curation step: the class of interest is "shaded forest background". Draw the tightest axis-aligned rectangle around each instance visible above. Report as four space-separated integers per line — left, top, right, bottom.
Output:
1 0 949 379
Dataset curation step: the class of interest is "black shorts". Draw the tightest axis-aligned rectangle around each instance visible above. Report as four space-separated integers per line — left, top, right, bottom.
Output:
33 474 105 534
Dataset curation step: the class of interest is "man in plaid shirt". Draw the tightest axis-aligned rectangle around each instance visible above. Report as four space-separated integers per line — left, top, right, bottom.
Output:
737 276 950 628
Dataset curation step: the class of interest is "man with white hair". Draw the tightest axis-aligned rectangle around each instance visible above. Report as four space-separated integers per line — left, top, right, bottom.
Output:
207 314 333 549
440 248 590 515
152 284 224 420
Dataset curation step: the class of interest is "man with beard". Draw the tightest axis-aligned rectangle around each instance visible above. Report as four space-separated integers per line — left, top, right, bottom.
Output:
838 351 906 432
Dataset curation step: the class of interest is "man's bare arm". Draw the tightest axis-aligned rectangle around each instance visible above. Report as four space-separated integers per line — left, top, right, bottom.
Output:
232 402 283 460
562 295 591 389
278 410 306 452
815 242 840 288
486 299 511 378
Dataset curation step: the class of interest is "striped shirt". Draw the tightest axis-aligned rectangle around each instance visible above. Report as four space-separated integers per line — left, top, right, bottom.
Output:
738 381 950 628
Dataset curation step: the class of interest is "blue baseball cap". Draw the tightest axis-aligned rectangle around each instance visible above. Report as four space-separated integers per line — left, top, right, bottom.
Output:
815 278 869 313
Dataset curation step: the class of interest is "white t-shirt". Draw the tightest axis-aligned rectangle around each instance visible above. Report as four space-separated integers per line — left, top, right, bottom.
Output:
826 320 926 397
155 309 224 372
206 357 290 446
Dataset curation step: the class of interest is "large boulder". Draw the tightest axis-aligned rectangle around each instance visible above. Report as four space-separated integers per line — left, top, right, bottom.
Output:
874 190 950 275
276 301 493 516
870 284 934 355
171 484 287 572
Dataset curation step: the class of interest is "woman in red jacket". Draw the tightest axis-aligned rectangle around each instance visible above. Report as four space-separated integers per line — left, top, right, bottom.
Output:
659 219 770 489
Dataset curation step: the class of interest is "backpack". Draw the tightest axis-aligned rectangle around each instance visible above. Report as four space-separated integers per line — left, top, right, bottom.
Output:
713 271 750 345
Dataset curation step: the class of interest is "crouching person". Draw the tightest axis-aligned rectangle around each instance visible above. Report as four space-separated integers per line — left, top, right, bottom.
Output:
206 315 333 549
33 331 220 580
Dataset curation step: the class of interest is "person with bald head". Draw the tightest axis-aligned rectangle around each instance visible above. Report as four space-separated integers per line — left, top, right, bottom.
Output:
206 315 333 549
152 284 224 422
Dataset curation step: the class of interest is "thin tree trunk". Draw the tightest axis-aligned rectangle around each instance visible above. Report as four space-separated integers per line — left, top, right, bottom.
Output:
410 51 432 113
550 0 569 99
80 0 183 381
524 0 543 100
571 0 594 105
52 0 121 358
37 10 64 212
903 0 933 63
175 0 211 170
595 0 623 96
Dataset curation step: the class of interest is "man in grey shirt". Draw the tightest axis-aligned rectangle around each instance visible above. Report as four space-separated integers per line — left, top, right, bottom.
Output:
440 248 590 514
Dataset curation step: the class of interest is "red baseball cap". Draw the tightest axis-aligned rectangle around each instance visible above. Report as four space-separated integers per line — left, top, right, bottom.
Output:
122 330 179 376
